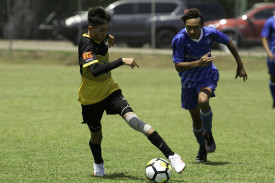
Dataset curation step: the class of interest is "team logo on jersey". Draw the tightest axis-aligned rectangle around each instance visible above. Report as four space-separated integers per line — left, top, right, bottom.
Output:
83 51 93 60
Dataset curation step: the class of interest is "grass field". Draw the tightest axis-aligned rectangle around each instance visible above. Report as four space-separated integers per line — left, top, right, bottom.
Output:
0 50 274 183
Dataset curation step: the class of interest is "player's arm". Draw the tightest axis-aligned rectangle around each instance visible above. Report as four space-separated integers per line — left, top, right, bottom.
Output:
262 37 274 61
89 58 139 77
175 52 215 72
226 40 248 81
107 34 115 48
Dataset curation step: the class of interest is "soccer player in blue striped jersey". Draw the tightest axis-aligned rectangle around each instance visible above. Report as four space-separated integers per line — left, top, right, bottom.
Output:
172 8 247 162
261 12 275 109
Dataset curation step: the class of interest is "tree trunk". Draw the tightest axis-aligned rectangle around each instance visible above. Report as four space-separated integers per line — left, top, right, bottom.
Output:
7 0 43 39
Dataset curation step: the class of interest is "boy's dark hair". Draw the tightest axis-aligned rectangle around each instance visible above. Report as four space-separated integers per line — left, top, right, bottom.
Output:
88 6 111 27
181 8 204 26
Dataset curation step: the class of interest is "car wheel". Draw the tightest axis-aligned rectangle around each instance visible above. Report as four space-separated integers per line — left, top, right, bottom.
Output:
156 29 176 48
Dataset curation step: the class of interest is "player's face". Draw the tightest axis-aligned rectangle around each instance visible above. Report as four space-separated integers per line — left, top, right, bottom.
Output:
185 18 202 39
88 22 110 42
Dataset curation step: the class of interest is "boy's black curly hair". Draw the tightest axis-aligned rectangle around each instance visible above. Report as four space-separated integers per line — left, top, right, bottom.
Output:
181 8 204 26
88 6 111 27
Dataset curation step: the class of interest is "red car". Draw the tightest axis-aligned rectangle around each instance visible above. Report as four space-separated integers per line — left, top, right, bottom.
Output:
205 3 275 47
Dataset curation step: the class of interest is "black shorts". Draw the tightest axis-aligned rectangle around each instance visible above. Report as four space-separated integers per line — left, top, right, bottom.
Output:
81 90 133 132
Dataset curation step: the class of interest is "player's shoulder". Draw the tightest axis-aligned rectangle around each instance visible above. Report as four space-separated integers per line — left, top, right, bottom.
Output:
173 29 187 43
79 33 97 52
267 15 275 21
81 34 96 46
266 15 275 24
203 26 218 34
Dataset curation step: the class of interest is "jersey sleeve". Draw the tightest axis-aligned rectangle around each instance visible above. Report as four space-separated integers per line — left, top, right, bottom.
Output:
80 45 99 68
261 18 271 37
172 36 185 63
213 28 229 45
89 58 123 77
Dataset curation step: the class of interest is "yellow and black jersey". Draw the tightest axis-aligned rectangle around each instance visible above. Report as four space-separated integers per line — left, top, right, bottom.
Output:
78 33 120 105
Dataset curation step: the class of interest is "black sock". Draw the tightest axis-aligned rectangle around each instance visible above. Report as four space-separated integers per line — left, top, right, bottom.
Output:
148 131 174 158
89 142 103 164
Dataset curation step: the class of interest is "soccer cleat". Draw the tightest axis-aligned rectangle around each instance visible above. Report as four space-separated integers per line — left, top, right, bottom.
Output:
93 163 105 177
203 132 216 153
168 153 185 173
196 146 207 163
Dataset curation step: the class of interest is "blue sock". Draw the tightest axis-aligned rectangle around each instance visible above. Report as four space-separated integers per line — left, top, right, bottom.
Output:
269 81 275 103
193 127 204 147
200 107 213 133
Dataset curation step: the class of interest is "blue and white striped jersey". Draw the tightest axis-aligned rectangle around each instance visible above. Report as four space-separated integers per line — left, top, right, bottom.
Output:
172 26 229 88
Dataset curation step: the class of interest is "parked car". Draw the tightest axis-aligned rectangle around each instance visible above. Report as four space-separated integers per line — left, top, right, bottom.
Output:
51 0 226 48
204 3 275 48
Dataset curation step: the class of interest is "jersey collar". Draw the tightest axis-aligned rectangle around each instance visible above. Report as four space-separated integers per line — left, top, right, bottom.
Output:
83 33 101 44
191 28 203 42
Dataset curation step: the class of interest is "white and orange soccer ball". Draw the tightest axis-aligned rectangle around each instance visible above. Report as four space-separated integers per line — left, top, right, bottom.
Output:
145 158 172 183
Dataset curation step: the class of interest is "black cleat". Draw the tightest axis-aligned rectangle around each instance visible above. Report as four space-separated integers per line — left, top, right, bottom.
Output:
196 146 207 163
203 132 216 153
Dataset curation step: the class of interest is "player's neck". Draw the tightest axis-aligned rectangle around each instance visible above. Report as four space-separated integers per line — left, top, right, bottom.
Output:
191 28 203 42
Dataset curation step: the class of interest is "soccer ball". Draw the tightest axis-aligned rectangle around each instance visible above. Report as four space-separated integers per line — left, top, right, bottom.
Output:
145 158 172 183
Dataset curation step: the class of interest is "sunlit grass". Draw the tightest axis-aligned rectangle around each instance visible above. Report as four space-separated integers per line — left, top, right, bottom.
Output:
0 50 274 182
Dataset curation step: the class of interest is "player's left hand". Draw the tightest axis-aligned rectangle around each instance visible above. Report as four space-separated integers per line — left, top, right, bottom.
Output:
235 65 247 81
122 58 140 69
108 34 116 48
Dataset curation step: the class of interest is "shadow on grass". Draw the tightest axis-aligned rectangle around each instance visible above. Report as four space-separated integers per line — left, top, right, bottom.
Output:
101 173 186 182
170 179 185 182
91 172 145 181
192 161 231 166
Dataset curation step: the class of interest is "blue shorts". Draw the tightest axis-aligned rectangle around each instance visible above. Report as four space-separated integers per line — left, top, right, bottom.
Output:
181 78 218 110
267 59 275 75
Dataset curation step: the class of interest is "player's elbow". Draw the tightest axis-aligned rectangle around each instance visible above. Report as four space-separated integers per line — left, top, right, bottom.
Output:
90 69 101 77
175 64 184 72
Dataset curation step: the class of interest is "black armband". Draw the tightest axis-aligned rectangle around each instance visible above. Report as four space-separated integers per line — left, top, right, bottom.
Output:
89 58 123 77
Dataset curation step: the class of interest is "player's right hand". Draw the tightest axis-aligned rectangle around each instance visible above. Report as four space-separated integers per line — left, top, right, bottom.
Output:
268 53 275 61
198 52 215 67
122 58 139 69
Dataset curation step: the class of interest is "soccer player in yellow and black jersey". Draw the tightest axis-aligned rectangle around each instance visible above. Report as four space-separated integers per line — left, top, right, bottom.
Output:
78 6 185 177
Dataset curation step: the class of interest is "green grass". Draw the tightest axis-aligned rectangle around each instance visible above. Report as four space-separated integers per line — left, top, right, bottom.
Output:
0 50 274 182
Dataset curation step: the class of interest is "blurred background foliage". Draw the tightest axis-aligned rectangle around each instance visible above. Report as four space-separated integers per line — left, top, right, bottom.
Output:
0 0 272 40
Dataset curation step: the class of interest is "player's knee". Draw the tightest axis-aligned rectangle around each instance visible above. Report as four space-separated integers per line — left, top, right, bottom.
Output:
90 130 103 144
198 95 209 105
124 113 152 135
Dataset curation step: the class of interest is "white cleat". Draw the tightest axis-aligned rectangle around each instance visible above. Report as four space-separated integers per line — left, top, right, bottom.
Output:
168 153 185 173
93 163 105 177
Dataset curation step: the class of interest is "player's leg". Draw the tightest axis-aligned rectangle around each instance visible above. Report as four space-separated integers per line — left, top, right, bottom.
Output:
198 87 212 133
189 107 207 162
189 106 204 147
90 129 105 177
198 87 216 153
123 112 173 157
105 90 185 173
182 86 207 162
123 112 185 173
269 74 275 108
267 59 275 108
81 104 105 177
